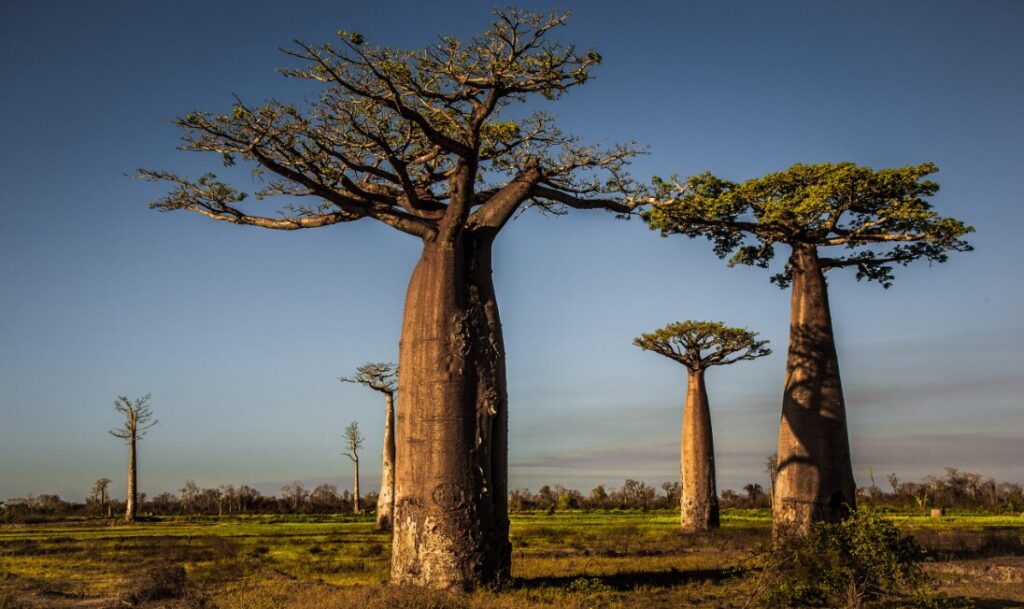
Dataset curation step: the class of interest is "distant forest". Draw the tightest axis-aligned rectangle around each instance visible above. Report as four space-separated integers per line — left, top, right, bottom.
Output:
4 467 1022 524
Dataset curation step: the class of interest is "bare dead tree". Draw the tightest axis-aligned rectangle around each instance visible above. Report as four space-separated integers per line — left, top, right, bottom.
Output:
635 321 770 533
343 421 365 514
109 394 157 522
341 362 397 530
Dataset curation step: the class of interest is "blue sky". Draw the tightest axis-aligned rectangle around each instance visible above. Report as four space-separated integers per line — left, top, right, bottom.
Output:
1 1 1021 501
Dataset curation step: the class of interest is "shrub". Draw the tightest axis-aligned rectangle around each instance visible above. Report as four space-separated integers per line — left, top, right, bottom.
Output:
754 509 932 609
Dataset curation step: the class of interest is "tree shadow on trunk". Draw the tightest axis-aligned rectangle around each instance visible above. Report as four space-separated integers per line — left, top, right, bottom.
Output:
775 322 856 530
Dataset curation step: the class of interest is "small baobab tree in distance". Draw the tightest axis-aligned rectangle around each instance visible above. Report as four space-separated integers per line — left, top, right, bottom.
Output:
140 8 637 588
91 477 112 516
343 421 365 514
765 453 779 506
109 394 157 523
641 162 973 532
340 362 398 530
634 321 770 533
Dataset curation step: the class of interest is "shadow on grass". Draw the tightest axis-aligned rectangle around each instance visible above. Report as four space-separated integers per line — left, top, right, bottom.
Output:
941 597 1024 609
517 566 743 591
916 529 1024 559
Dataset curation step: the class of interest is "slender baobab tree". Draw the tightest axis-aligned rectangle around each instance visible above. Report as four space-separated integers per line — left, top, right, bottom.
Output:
641 163 973 532
109 394 157 523
343 421 365 514
91 477 112 516
634 321 770 532
765 453 779 506
141 9 636 587
341 362 398 530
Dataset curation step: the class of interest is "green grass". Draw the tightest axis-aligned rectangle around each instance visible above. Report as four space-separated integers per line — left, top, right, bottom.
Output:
1 509 1021 608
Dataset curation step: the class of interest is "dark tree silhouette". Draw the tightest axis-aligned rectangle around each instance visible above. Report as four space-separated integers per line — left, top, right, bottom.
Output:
109 394 157 522
635 321 770 532
341 362 397 530
141 9 636 587
641 163 973 531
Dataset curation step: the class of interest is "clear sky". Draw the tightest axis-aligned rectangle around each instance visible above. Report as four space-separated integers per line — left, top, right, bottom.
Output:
1 1 1021 502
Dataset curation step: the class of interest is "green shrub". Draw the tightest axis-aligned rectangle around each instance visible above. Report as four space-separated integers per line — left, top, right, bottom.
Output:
755 509 932 609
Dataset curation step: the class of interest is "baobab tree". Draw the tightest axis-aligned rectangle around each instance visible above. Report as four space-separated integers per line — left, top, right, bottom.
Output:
91 477 112 516
109 394 157 523
340 362 398 530
765 453 779 506
141 9 636 588
641 163 973 531
634 321 770 532
343 421 365 514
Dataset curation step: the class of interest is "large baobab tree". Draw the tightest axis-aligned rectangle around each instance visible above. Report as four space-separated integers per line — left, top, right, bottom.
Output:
341 362 398 530
634 321 770 532
343 421 365 514
641 163 973 531
109 394 157 523
141 9 636 588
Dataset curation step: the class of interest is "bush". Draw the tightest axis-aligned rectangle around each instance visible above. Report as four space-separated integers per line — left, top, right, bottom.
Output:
754 509 932 609
122 562 187 604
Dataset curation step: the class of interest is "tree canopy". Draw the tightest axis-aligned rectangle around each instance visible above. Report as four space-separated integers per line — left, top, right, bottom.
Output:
342 421 364 462
339 362 397 394
109 394 158 442
140 8 637 241
640 162 973 287
633 321 770 371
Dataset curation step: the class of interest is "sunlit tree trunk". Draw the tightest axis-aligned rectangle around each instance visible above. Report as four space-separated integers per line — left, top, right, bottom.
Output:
681 369 718 532
391 230 509 589
125 437 137 522
376 392 396 531
774 245 856 533
353 455 361 514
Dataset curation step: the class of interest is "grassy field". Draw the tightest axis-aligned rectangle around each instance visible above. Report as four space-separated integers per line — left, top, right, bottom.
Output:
1 509 1022 608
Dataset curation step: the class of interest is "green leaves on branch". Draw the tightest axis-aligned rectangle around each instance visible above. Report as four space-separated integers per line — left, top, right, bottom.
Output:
641 162 974 288
138 170 248 213
756 509 932 609
336 30 364 46
634 320 770 370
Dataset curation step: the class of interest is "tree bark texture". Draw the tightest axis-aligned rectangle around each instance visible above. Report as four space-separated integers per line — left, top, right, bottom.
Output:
391 231 509 590
680 369 719 532
773 245 856 533
377 392 397 531
125 437 137 522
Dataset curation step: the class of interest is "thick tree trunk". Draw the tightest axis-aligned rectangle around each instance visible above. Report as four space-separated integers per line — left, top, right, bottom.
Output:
125 437 137 522
376 392 396 531
391 231 510 589
773 244 856 533
680 369 719 533
353 457 361 514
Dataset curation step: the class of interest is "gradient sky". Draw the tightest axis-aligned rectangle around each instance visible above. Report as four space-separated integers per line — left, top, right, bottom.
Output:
2 1 1022 502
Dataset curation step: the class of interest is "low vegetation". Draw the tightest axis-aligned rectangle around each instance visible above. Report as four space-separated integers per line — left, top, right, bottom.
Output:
1 508 1021 608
